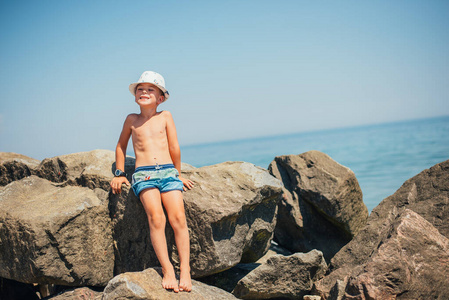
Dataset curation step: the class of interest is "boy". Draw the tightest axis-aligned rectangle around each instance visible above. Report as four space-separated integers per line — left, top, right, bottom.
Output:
110 71 194 292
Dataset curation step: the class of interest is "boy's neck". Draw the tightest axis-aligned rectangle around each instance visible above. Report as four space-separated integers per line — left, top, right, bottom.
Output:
139 106 159 118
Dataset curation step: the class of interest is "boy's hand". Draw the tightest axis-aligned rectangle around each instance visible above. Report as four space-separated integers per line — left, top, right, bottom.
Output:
111 176 130 194
179 176 194 191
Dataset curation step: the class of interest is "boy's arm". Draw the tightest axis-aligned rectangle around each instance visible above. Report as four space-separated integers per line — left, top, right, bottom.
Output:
165 111 194 191
111 115 133 194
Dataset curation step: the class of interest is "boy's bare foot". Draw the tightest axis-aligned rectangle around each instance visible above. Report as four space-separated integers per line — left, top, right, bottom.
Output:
179 267 192 292
162 267 179 292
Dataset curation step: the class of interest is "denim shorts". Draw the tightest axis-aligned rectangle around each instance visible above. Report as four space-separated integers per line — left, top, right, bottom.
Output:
131 164 183 197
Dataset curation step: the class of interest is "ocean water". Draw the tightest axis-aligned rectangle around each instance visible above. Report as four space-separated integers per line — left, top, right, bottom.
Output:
181 116 449 212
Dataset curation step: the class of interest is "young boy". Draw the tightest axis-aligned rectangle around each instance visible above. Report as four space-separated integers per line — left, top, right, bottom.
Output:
110 71 194 292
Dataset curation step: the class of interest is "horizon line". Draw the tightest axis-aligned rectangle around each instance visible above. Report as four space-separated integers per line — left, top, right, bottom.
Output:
181 114 449 149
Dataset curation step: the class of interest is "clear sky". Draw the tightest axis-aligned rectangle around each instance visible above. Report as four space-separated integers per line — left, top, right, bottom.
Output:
1 0 448 160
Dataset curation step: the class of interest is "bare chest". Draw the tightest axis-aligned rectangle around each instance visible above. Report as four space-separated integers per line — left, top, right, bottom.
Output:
131 118 167 141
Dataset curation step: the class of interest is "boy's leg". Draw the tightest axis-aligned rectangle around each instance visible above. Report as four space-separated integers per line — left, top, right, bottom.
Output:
161 190 192 292
140 188 179 292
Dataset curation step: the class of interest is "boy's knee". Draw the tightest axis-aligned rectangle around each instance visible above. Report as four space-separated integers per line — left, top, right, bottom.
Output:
148 214 166 229
169 212 187 229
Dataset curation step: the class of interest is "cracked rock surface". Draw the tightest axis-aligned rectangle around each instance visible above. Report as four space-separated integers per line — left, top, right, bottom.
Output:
103 268 238 300
0 176 113 286
0 152 40 186
314 159 449 299
268 150 368 261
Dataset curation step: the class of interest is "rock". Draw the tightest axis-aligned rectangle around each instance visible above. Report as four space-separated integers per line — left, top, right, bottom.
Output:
185 162 283 275
325 209 449 299
34 150 124 190
369 158 449 238
181 162 196 171
268 150 368 260
0 176 114 286
327 279 345 300
315 159 449 298
46 287 103 299
256 241 293 264
304 296 322 300
198 241 293 292
232 250 327 299
0 152 40 186
102 268 238 300
110 161 283 277
198 263 259 294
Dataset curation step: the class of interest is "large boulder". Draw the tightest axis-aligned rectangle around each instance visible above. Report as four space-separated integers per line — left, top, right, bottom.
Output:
110 161 283 277
232 250 327 299
46 287 103 299
0 152 40 186
368 158 449 238
316 209 449 299
197 241 293 293
34 150 123 190
0 176 114 286
268 150 368 260
102 268 238 300
314 159 449 299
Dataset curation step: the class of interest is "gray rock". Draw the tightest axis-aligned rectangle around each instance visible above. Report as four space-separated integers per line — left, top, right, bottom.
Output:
180 162 196 171
34 150 122 190
197 242 293 293
315 159 449 298
102 268 238 300
0 152 40 186
46 287 103 299
185 162 283 273
198 263 259 294
0 176 114 286
369 158 449 238
304 296 322 300
110 161 283 277
327 279 345 300
268 150 368 260
232 250 327 299
328 209 449 299
255 241 293 264
197 241 293 292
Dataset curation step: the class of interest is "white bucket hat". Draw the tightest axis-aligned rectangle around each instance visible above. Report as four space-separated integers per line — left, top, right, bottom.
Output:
129 71 170 102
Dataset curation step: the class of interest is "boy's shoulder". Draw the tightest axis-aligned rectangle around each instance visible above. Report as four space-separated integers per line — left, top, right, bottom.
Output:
159 110 172 117
156 110 174 120
124 113 139 121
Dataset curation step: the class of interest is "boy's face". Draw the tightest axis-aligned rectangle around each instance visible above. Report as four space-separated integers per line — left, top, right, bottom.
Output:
135 83 164 106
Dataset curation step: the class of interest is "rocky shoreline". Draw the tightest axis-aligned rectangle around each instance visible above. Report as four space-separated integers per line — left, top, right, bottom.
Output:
0 149 448 299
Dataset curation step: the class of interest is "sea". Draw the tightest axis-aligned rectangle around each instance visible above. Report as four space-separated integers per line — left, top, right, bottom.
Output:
181 116 449 213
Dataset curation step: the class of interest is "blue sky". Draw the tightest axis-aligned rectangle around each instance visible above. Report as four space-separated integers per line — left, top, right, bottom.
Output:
1 0 448 160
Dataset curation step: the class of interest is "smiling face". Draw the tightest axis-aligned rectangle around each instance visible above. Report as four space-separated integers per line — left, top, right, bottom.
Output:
135 83 165 106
